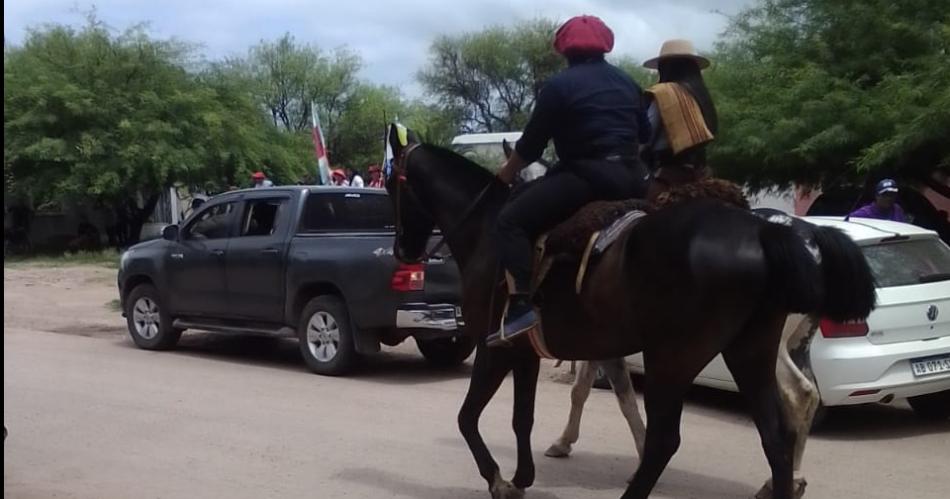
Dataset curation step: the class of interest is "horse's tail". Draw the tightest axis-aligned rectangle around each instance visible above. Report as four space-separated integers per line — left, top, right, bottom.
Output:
810 225 877 321
759 222 876 321
758 223 824 314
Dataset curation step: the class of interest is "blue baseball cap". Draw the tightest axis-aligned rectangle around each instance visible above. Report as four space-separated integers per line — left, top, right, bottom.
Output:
875 178 899 195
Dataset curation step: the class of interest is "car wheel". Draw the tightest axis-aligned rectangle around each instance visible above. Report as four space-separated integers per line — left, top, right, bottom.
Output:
908 390 950 421
125 284 182 350
298 296 358 376
416 336 475 368
592 366 611 390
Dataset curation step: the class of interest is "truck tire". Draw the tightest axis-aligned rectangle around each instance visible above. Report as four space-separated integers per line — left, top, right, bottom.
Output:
908 390 950 421
416 336 475 368
125 284 182 350
298 296 358 376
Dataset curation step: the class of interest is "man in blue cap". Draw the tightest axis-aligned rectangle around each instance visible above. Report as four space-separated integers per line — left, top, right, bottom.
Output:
850 178 907 222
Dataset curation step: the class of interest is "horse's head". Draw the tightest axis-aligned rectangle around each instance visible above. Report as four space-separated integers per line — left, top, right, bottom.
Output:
385 123 436 263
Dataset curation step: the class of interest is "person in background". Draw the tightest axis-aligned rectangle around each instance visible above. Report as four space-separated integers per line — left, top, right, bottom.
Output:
367 165 385 188
347 167 365 188
251 171 274 188
330 169 349 186
850 178 907 222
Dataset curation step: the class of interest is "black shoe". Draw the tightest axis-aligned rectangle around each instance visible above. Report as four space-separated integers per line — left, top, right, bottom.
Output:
486 296 538 347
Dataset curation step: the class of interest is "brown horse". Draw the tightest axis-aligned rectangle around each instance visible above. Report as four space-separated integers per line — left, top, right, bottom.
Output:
385 125 876 499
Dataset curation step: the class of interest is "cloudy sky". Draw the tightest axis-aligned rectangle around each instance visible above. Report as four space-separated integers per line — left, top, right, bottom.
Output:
4 0 752 96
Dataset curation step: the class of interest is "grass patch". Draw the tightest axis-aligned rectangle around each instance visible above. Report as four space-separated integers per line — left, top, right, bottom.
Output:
5 250 120 269
106 299 122 312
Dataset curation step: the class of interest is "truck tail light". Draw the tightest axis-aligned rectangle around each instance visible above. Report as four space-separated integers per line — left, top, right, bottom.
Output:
391 263 425 292
819 318 869 338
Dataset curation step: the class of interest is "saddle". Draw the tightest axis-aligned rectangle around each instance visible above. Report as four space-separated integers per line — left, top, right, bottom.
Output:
532 178 750 294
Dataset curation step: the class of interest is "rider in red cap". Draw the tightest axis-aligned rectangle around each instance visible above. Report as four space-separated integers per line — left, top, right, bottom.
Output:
489 15 652 346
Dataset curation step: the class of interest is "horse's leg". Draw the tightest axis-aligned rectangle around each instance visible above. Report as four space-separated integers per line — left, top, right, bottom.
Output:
457 344 519 499
600 357 646 463
545 360 597 458
757 314 819 499
622 353 693 499
724 312 796 499
511 348 540 490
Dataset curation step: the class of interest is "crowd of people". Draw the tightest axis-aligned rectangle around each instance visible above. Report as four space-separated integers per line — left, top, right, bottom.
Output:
250 164 386 189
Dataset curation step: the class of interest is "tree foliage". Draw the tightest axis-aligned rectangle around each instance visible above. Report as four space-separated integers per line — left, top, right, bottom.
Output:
234 34 456 171
3 19 308 243
709 0 950 189
419 19 564 132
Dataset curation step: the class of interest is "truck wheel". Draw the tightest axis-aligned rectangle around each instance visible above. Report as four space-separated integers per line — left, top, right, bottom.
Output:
908 390 950 421
298 296 358 376
125 284 181 350
416 336 475 368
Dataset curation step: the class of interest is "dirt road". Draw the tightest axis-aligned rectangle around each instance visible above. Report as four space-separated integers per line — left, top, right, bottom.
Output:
4 265 949 498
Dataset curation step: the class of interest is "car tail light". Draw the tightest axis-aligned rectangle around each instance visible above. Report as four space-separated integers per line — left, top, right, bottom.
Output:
391 263 425 292
819 318 869 338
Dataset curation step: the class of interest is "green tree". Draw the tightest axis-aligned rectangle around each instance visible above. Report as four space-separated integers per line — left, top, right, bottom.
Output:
709 0 950 189
4 19 304 244
419 18 563 132
241 34 362 161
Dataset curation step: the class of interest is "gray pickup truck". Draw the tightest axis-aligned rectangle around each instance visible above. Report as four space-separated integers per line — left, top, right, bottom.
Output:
117 186 469 375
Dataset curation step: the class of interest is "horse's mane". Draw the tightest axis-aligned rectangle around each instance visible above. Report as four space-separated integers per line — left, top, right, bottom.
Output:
419 144 497 181
417 144 508 203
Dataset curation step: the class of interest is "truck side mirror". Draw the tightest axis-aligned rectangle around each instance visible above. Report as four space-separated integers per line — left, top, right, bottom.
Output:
162 224 180 241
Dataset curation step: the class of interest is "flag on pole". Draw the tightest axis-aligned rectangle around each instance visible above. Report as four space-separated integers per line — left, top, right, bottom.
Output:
311 101 331 185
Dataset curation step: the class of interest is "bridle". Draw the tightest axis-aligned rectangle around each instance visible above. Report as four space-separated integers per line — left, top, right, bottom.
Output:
392 143 494 264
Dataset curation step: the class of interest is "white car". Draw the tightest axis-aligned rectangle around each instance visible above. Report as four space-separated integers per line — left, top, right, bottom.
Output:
622 216 950 420
451 132 548 181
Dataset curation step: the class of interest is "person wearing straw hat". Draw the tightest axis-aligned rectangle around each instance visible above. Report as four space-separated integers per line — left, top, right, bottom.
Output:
489 15 653 346
642 39 719 196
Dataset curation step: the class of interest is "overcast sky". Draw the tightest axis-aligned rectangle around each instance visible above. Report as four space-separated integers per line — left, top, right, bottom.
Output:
4 0 753 96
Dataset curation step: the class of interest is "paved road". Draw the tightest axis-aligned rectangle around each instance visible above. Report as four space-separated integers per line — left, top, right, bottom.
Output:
4 327 949 499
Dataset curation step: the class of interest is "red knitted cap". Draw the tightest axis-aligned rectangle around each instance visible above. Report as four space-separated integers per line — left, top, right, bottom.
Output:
554 16 614 56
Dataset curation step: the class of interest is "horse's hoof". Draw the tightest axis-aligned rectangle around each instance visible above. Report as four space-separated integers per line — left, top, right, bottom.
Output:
544 441 572 458
793 477 808 499
754 477 807 499
490 479 525 499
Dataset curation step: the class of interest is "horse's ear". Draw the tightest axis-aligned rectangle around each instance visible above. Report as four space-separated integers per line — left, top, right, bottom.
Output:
501 139 513 159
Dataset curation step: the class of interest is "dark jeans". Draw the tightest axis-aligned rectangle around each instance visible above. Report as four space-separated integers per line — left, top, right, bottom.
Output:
496 160 650 292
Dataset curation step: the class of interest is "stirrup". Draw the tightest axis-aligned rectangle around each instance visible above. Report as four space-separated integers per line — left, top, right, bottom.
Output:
486 309 538 347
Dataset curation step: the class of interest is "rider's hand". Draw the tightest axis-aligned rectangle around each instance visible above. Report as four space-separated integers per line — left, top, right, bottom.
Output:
497 163 518 185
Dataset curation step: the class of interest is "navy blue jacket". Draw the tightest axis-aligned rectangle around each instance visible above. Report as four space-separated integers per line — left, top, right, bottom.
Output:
515 58 650 164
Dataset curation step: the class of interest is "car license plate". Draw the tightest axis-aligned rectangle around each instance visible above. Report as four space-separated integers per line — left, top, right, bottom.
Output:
910 354 950 377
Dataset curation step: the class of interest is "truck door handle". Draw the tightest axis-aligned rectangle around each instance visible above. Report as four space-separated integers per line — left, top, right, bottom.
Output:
170 253 184 260
211 249 225 257
261 248 279 255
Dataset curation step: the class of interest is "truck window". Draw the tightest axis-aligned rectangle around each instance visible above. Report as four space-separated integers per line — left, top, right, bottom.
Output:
239 198 287 237
184 202 235 240
299 193 394 233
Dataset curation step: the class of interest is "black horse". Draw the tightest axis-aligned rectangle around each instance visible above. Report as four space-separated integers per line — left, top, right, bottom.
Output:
385 125 876 499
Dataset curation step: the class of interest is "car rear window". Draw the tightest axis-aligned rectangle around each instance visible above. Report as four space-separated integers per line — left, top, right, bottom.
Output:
861 238 950 287
298 192 395 233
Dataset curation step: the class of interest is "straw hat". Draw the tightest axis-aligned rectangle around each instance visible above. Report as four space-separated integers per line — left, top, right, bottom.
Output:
643 39 710 69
